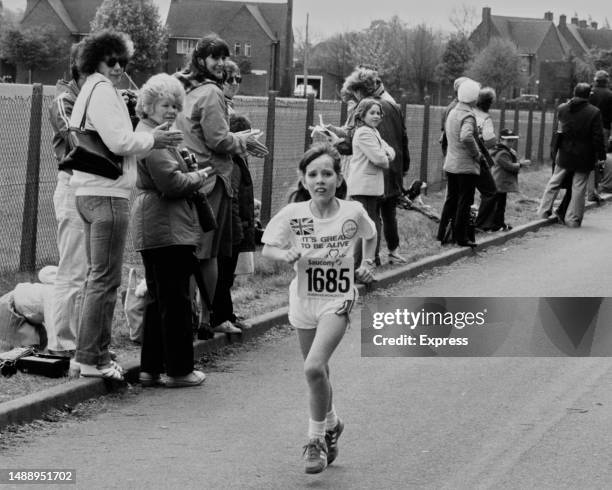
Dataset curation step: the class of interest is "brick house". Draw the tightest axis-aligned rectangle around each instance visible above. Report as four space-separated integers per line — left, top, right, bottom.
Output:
470 8 570 96
165 0 291 96
557 14 612 57
17 0 293 95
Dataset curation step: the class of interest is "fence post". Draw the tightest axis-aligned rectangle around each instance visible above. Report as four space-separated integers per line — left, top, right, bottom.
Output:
304 93 315 151
552 98 559 133
537 99 547 163
261 90 277 225
420 96 430 184
499 98 506 134
340 100 347 125
19 83 43 272
525 100 534 161
513 102 520 134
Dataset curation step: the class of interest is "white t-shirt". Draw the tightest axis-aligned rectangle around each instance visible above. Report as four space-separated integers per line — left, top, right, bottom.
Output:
262 199 376 271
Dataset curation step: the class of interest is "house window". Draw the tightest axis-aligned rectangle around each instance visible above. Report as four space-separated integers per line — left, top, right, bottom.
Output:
234 43 241 56
176 39 197 55
245 42 252 57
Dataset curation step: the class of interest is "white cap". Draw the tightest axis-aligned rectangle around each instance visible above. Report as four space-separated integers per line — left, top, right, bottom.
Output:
457 79 480 104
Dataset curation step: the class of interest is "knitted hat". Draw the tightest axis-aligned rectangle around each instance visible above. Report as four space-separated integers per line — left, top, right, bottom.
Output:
457 79 480 103
453 76 469 91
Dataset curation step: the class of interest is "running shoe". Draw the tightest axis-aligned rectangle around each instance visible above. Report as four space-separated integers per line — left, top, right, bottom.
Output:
325 418 344 465
302 438 328 474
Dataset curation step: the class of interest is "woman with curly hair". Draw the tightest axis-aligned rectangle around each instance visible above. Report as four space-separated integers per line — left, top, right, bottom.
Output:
175 33 264 336
70 29 182 380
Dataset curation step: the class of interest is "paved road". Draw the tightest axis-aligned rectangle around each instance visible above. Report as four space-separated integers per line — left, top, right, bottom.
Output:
2 205 612 489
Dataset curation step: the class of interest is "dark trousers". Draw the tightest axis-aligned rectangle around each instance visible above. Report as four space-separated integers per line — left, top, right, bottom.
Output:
351 195 382 267
474 161 497 229
140 245 196 377
437 172 478 244
380 196 400 254
212 251 240 326
490 192 507 229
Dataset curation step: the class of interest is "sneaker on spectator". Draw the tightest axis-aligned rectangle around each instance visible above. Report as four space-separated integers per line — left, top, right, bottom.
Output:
233 318 252 330
325 418 344 465
213 321 241 334
303 438 328 474
388 249 407 264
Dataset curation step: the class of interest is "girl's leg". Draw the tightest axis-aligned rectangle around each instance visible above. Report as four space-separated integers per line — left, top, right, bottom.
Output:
297 314 347 424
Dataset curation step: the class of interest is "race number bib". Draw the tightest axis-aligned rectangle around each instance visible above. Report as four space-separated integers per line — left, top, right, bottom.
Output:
297 257 354 299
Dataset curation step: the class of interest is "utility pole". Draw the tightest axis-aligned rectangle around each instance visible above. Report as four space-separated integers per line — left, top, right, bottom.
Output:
303 12 309 97
281 0 293 96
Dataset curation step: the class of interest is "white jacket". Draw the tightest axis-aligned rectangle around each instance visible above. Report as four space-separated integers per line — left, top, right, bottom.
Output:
346 125 394 197
69 73 154 199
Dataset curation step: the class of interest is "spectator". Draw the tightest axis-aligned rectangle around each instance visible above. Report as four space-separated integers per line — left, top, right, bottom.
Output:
47 42 86 358
342 67 410 265
175 33 261 337
345 98 394 268
486 129 525 231
222 59 241 116
588 70 612 202
211 111 257 332
436 79 482 247
70 30 182 380
473 87 500 231
537 83 606 227
440 76 469 156
131 73 209 388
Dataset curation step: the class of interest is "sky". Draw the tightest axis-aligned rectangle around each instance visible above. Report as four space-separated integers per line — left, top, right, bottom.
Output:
3 0 612 40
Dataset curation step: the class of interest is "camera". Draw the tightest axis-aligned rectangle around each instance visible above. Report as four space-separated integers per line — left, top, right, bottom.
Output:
179 149 198 170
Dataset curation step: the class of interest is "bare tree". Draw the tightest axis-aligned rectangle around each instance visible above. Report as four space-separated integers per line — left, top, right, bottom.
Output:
449 4 479 38
405 23 443 100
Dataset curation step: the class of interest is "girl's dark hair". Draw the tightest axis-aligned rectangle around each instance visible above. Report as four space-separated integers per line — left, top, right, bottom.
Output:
78 29 132 76
229 113 251 132
353 98 383 127
189 33 230 77
288 143 346 202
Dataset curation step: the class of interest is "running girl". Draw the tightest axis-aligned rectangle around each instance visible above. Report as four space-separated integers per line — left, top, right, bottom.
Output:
262 143 377 474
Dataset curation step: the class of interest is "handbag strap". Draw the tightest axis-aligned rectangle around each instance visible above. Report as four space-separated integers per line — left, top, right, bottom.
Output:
78 80 110 131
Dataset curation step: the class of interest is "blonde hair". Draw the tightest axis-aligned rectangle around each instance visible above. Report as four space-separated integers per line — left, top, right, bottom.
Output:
136 73 185 119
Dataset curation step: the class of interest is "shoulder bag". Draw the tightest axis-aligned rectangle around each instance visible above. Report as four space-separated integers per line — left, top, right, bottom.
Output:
59 81 124 179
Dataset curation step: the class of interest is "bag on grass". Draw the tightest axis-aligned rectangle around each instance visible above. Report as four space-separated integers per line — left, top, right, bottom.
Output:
123 268 146 343
0 292 46 351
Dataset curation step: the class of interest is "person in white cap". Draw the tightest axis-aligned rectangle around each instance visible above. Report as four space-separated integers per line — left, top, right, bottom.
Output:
437 78 482 247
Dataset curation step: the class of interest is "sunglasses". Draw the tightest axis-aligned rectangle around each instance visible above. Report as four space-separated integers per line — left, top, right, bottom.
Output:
105 56 128 68
226 76 242 84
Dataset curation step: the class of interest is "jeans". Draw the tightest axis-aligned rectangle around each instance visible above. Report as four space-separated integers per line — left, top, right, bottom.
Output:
537 166 570 218
50 174 87 352
141 246 197 377
75 196 129 366
351 195 382 267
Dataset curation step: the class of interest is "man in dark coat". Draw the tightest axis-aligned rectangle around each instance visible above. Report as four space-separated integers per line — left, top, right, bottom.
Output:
587 70 612 201
537 83 607 227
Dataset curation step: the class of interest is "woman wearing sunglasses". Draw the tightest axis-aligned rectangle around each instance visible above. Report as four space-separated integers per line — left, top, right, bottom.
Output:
222 60 242 115
69 29 183 380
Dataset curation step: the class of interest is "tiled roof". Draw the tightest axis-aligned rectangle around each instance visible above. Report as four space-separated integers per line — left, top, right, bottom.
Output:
491 15 553 53
47 0 77 32
166 0 286 40
577 26 612 50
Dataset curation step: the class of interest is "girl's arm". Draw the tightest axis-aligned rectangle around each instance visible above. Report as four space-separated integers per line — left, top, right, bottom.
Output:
355 127 390 168
355 234 377 283
262 244 301 264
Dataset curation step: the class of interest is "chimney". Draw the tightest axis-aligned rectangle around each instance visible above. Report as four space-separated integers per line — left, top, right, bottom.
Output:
559 14 566 26
482 6 491 22
579 20 587 28
544 12 553 21
591 22 598 29
571 17 579 25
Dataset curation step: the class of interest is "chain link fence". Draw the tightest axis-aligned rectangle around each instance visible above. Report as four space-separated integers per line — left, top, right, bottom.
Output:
0 83 558 273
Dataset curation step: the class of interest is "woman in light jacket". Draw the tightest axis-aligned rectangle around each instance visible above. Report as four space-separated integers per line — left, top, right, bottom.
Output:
132 74 211 388
436 79 482 247
174 33 261 338
70 30 182 380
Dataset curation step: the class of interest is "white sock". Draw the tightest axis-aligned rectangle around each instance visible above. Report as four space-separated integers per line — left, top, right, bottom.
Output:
325 406 338 430
308 419 326 441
